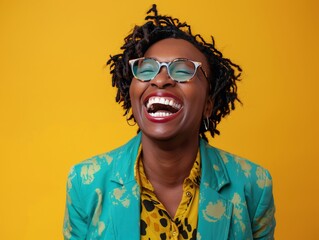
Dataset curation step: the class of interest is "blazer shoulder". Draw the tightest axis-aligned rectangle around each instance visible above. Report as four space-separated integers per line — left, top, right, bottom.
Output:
69 134 141 187
210 146 273 189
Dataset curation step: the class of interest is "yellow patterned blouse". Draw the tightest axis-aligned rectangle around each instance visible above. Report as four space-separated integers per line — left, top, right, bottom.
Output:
135 149 201 240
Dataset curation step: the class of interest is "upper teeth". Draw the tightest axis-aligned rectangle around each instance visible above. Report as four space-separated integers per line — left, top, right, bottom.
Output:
146 97 182 110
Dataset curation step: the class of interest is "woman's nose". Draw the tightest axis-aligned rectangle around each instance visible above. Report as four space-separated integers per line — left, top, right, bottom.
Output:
150 67 176 89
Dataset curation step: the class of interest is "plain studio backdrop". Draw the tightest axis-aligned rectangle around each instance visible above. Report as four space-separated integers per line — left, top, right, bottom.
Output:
0 0 318 239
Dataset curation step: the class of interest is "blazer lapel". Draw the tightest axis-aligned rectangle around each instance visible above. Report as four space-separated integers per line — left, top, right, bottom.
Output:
109 180 141 240
197 139 233 240
108 133 142 240
197 186 233 240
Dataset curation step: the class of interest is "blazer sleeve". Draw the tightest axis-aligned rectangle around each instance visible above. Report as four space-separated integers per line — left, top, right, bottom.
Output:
252 169 276 240
63 166 88 240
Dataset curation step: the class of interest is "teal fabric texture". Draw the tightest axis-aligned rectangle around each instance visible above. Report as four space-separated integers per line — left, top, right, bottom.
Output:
63 133 275 239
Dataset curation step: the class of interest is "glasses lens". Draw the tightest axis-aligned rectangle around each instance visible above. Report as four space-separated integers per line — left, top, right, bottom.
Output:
132 58 159 81
169 60 196 82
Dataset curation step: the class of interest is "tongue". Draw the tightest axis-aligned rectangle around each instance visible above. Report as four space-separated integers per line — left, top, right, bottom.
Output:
148 103 178 114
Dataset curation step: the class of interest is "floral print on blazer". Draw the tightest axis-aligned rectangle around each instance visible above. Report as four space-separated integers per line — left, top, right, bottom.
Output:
63 133 275 239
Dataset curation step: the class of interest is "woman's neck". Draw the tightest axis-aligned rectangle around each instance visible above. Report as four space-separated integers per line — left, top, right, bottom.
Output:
141 133 199 188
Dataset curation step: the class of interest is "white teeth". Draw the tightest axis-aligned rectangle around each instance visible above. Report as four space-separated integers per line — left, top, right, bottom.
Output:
146 97 182 110
149 112 173 117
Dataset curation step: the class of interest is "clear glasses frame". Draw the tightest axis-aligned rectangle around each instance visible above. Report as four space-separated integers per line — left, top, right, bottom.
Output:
129 57 208 82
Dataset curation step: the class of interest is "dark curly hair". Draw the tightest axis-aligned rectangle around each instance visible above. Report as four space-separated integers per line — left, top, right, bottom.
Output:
107 4 242 141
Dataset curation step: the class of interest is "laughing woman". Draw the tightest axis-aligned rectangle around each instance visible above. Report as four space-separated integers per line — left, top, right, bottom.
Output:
63 4 275 240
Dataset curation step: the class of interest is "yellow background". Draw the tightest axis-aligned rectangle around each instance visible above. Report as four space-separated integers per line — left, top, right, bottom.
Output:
1 0 318 239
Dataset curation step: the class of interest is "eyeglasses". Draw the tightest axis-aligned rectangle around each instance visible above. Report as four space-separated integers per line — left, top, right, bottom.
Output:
129 57 208 82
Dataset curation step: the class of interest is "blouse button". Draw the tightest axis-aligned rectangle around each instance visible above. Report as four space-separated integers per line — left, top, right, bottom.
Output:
186 191 192 198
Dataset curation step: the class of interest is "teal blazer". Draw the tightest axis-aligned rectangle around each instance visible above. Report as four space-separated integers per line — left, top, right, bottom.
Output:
63 133 275 239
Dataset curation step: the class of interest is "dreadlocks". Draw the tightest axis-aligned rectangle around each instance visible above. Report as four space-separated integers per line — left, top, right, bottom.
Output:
107 4 242 141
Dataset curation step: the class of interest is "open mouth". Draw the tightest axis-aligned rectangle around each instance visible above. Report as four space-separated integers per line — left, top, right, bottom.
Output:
145 96 182 117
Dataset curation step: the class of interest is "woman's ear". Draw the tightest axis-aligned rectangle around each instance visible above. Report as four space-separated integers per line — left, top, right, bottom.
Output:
204 96 214 118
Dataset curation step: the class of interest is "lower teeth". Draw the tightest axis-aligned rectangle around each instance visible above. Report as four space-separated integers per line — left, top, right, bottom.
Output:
149 112 173 117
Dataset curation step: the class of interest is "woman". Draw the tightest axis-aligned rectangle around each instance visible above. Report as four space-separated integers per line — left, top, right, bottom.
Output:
63 5 275 240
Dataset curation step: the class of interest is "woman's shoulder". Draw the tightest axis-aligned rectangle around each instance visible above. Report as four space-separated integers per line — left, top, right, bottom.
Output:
217 147 270 174
203 141 273 190
68 134 141 188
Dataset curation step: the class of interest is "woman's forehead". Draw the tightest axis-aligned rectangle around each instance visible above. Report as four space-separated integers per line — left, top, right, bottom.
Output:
144 38 206 62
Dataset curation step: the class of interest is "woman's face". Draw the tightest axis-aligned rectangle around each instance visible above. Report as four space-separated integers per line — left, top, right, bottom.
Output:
129 38 213 141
